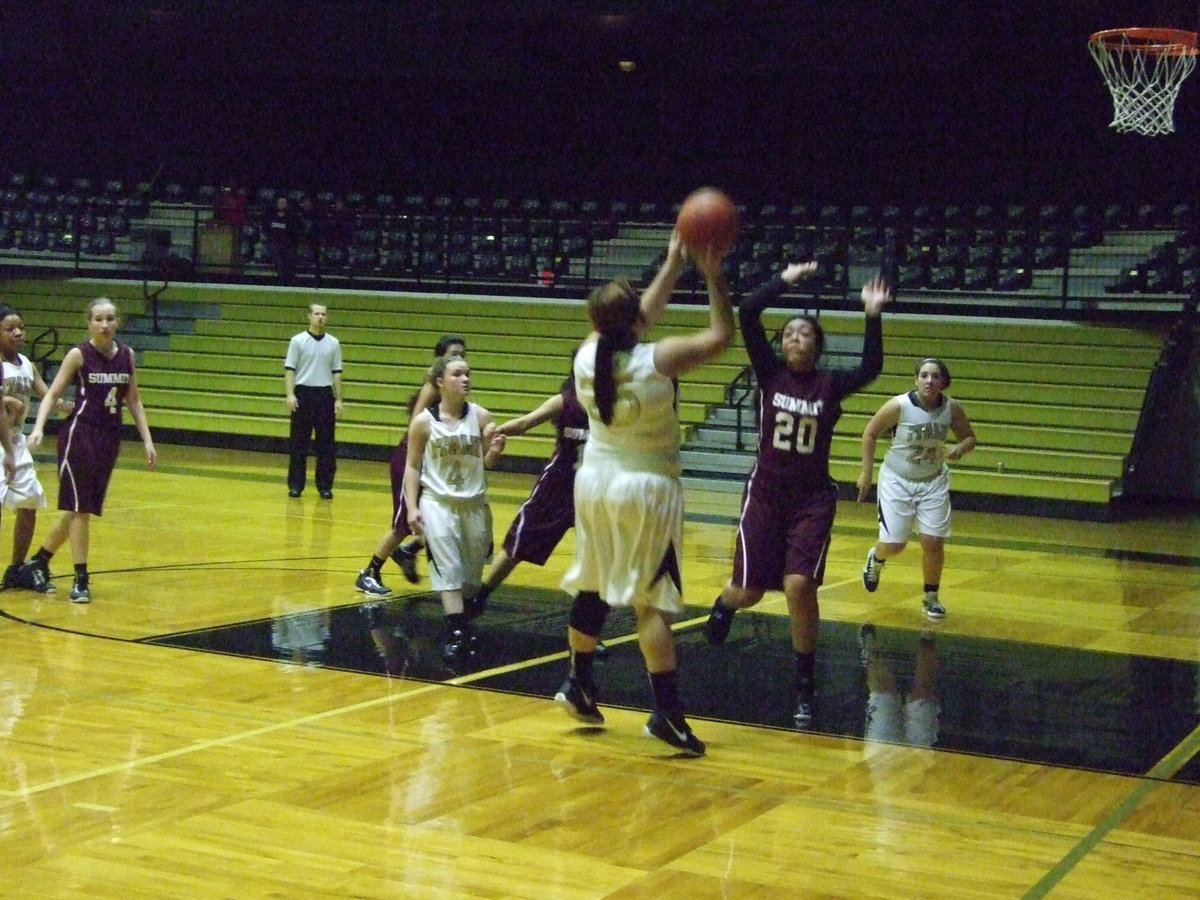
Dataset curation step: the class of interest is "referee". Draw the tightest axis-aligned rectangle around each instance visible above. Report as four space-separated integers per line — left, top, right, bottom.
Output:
284 303 343 498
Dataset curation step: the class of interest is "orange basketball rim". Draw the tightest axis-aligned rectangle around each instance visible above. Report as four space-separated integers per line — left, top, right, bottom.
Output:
1088 26 1200 136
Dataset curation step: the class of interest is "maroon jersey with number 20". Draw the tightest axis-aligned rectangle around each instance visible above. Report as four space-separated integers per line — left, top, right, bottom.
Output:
732 275 883 590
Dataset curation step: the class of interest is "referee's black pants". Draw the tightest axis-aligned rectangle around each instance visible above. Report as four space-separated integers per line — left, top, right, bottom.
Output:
288 385 337 493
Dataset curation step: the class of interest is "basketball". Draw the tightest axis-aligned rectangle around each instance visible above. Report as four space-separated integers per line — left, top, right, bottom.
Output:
676 187 739 256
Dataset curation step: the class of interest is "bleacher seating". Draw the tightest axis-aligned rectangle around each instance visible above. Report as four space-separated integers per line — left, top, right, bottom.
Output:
0 280 735 462
0 218 1174 517
3 169 1200 305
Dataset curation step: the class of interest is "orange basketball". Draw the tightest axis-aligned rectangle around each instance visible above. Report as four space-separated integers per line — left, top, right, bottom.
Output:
676 187 739 256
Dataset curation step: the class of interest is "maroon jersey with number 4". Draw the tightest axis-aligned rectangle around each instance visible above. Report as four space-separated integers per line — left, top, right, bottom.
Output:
56 340 135 515
69 341 134 432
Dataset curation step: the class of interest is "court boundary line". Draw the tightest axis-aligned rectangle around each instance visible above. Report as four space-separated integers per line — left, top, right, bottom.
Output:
1021 721 1200 899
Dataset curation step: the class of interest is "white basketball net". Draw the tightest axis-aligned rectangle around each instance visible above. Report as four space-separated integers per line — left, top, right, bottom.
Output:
1089 30 1198 136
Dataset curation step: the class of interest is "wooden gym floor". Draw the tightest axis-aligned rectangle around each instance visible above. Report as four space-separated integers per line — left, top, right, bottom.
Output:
2 443 1199 898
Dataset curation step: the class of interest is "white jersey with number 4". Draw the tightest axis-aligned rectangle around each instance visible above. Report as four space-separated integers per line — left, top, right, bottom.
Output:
418 402 487 500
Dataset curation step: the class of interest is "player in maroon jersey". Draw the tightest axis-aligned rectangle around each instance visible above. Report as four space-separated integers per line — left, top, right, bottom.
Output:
23 298 156 603
704 263 891 727
465 376 588 619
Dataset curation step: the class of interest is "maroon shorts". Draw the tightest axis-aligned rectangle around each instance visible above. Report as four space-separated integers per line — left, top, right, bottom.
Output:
56 421 120 516
731 477 837 591
389 435 412 538
502 455 575 566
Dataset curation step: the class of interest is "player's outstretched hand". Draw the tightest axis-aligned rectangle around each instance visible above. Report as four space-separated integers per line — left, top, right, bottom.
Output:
690 245 728 280
484 431 506 467
667 227 685 268
781 261 818 285
861 275 892 316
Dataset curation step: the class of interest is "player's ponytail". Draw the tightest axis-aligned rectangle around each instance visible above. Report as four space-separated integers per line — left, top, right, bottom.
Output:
587 279 640 425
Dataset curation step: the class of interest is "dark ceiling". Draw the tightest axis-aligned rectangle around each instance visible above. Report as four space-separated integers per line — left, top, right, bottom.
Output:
3 1 1199 204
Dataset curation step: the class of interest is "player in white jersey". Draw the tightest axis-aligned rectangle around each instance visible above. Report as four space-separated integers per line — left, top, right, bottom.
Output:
403 354 505 668
0 306 69 593
556 228 733 758
353 336 469 597
857 357 977 619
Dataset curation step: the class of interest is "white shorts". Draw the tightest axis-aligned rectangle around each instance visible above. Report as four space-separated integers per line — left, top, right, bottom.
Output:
0 433 47 511
420 493 493 593
876 465 951 544
561 461 684 613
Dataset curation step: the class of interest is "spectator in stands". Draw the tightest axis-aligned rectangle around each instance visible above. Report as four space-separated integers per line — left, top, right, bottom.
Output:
857 356 977 619
296 196 318 280
264 195 298 284
354 335 467 596
321 197 352 248
556 230 733 758
403 354 506 670
0 305 71 593
22 298 156 603
703 262 892 729
284 303 343 499
213 186 245 228
317 197 353 281
213 186 247 270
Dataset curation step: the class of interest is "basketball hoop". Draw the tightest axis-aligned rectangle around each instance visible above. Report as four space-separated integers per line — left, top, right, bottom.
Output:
1088 27 1199 136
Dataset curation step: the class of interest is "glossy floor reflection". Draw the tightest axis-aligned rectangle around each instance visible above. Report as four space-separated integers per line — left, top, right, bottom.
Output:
146 585 1200 783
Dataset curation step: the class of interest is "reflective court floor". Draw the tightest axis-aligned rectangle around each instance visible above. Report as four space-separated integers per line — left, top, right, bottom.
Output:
4 446 1200 898
149 587 1200 784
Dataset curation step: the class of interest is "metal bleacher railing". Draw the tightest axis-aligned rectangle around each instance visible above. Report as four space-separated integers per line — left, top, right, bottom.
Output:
1 177 1197 323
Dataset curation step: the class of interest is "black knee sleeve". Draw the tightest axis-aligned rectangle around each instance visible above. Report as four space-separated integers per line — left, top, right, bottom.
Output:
568 590 609 638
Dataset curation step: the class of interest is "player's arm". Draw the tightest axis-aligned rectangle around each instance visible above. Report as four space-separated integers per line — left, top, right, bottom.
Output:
638 228 686 332
654 247 734 378
0 407 12 481
2 396 25 428
857 396 901 501
946 399 977 462
29 347 83 448
125 365 157 470
403 414 431 534
284 368 298 411
857 276 890 379
738 272 789 379
478 409 506 468
836 276 892 398
32 368 72 416
495 393 563 437
412 381 439 418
